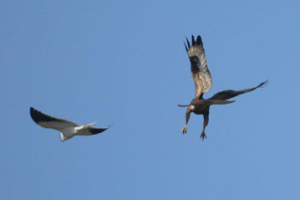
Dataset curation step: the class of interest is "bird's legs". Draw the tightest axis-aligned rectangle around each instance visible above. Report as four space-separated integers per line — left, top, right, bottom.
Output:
182 106 193 134
200 113 209 140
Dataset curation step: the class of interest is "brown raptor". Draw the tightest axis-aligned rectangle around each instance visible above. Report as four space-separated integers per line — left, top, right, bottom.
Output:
180 35 267 140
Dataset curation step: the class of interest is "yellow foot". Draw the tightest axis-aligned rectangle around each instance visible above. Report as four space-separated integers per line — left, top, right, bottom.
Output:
200 132 207 140
181 125 187 134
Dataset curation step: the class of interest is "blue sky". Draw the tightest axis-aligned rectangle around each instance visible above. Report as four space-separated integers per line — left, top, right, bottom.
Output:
1 0 300 199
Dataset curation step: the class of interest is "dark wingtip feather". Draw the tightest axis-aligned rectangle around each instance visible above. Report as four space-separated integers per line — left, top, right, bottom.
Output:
30 107 56 124
191 35 195 45
188 35 203 46
30 107 41 124
185 37 191 48
196 35 203 46
89 128 106 135
89 125 111 135
257 80 268 88
184 41 188 52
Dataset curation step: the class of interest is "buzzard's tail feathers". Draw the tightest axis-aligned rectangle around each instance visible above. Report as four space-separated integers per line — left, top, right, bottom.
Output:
178 104 189 107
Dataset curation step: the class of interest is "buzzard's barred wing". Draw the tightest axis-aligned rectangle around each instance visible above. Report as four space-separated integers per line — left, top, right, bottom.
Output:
185 35 212 98
30 107 78 131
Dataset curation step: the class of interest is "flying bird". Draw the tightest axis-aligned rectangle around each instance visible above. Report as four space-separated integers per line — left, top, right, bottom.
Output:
30 107 110 142
180 35 267 140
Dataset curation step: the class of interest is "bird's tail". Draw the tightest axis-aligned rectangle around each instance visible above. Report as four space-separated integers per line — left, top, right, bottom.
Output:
178 104 189 107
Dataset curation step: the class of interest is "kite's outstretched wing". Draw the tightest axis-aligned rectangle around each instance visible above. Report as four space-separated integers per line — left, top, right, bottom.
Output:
185 35 212 98
30 107 78 132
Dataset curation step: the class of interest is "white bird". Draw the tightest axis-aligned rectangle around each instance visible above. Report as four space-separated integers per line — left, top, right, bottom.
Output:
30 107 110 142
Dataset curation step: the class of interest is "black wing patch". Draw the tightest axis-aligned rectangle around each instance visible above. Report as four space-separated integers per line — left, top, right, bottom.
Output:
30 107 77 126
89 127 108 135
30 107 61 123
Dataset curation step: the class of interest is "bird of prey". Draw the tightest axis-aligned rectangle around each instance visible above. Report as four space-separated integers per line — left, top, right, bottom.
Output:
180 35 267 140
30 107 110 142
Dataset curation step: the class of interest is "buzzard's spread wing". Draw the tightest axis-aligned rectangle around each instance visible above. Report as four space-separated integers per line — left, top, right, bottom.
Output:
209 81 268 101
185 35 212 98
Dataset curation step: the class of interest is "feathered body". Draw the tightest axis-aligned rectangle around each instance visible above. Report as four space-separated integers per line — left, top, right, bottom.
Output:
30 107 110 142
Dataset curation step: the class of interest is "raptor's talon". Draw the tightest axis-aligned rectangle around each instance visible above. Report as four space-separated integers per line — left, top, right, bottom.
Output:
182 126 187 134
200 132 207 140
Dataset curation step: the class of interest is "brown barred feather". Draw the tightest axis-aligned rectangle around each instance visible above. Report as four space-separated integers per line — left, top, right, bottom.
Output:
186 35 212 98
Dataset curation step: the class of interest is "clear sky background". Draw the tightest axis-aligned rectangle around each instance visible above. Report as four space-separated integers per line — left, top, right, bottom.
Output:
1 0 300 199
